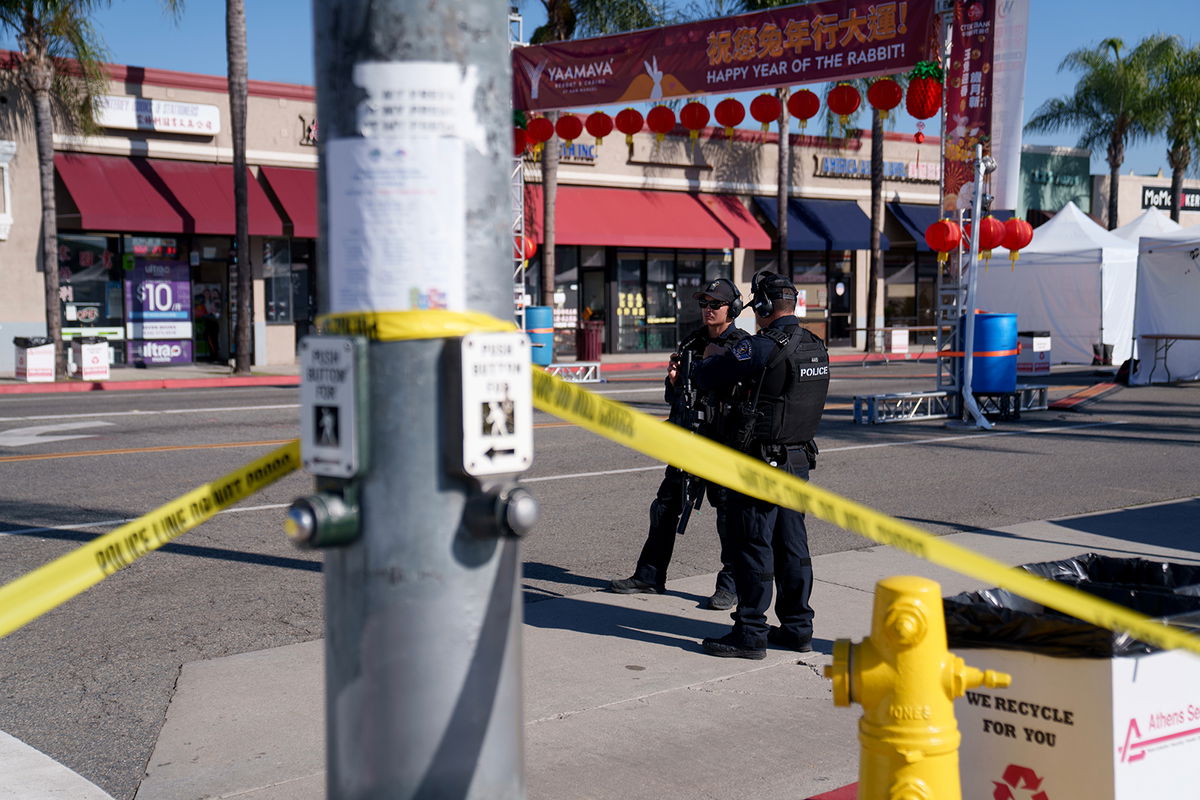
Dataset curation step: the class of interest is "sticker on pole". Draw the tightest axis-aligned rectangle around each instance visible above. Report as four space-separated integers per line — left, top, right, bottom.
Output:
460 332 532 476
300 336 367 478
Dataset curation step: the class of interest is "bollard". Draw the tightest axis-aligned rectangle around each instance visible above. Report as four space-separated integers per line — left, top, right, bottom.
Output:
824 576 1011 800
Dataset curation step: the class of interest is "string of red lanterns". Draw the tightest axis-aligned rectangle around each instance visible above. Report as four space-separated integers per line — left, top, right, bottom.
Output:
925 216 1033 269
515 66 947 156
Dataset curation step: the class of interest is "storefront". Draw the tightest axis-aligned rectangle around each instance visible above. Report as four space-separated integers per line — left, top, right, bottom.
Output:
521 128 945 355
0 58 320 374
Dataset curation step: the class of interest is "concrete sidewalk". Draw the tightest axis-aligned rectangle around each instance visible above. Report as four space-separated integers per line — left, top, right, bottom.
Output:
77 497 1193 800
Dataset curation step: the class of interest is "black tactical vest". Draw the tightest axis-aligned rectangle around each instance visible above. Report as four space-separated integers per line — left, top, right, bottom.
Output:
748 325 830 445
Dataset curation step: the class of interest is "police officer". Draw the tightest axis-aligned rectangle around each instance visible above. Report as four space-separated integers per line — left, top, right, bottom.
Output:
610 278 750 609
694 271 829 659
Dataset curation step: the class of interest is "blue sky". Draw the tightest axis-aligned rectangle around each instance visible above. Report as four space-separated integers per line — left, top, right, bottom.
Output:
3 0 1197 176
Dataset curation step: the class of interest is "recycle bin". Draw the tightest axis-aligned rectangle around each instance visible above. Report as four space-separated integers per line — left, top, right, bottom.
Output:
13 336 54 382
71 336 110 381
945 554 1200 800
576 320 603 362
1017 330 1051 375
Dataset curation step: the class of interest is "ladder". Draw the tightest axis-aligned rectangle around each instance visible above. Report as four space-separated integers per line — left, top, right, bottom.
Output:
510 9 527 330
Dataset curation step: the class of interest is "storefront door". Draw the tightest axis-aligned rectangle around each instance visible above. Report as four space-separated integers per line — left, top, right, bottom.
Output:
676 256 703 340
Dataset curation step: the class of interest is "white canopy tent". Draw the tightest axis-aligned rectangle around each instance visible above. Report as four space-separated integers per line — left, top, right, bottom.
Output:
976 202 1138 365
1112 207 1182 242
1130 225 1200 385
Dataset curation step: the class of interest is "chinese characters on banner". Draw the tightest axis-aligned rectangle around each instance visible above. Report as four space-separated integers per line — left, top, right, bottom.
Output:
942 0 995 214
513 0 937 111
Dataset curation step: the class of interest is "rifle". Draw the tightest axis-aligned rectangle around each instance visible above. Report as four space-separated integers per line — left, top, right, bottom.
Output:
673 348 708 536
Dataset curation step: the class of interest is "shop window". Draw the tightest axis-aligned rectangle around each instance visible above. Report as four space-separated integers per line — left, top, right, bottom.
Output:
704 251 733 283
646 250 677 352
264 239 293 323
553 246 580 354
616 251 646 352
58 235 124 330
884 253 918 328
677 253 704 337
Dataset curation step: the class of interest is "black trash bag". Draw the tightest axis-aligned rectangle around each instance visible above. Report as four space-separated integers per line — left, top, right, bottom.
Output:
13 336 52 348
944 553 1200 658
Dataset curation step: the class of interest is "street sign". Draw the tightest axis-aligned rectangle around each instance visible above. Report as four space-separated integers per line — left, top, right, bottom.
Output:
299 336 366 478
460 332 532 476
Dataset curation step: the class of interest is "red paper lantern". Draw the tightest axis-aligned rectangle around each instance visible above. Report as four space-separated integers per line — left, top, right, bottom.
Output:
555 113 583 145
749 93 781 131
1002 217 1034 269
906 61 944 121
713 98 745 140
614 108 644 145
526 116 553 145
679 101 710 142
924 219 962 265
646 105 676 142
866 78 903 120
965 216 1007 263
514 235 537 262
787 89 820 129
585 111 614 145
827 84 861 125
513 127 527 156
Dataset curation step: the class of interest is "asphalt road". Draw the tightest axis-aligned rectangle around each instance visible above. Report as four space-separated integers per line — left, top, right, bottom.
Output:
0 363 1197 799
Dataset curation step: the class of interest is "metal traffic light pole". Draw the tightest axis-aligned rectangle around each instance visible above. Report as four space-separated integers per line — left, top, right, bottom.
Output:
298 2 536 797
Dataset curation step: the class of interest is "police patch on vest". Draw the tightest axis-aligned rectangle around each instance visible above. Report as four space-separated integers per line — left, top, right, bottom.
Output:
798 364 829 378
732 339 753 362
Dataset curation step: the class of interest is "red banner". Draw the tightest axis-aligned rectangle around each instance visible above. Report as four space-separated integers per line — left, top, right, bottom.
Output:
942 0 995 214
513 0 938 112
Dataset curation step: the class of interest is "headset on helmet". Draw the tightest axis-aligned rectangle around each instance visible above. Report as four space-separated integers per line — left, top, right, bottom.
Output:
750 271 798 317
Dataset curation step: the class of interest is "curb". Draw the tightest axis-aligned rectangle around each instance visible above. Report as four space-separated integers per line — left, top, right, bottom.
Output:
0 351 936 395
0 375 300 395
806 786 857 799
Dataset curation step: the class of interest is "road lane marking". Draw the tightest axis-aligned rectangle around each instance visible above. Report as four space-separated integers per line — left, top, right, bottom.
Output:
0 439 295 463
0 404 299 422
0 503 290 538
520 420 1128 482
0 421 114 447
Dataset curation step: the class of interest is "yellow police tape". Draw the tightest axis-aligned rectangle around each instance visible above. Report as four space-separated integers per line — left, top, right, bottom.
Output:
0 440 300 639
317 309 1200 657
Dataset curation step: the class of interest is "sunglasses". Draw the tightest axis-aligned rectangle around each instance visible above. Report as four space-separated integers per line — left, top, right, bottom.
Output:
697 300 728 310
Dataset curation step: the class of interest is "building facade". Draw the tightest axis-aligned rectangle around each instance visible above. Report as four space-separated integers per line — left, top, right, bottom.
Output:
0 58 318 374
522 123 946 355
1091 171 1200 230
0 55 952 374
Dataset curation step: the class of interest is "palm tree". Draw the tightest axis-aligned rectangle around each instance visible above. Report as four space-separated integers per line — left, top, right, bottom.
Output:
0 0 110 379
1025 37 1164 230
528 0 664 308
226 0 250 374
734 0 798 277
1147 38 1200 223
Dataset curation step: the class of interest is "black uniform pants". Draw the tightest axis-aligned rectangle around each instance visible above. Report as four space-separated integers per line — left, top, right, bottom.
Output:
632 465 737 594
726 446 814 648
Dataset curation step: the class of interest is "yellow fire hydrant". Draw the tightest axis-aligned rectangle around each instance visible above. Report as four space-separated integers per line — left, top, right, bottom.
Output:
825 576 1012 800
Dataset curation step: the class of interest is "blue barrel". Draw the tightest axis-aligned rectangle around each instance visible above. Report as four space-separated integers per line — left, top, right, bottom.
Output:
525 306 554 366
972 312 1018 393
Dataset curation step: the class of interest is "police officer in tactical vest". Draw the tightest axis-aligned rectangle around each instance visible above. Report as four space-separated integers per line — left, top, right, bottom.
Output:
610 278 751 610
694 271 830 659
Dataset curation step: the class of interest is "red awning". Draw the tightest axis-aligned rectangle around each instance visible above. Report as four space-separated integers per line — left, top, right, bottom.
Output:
260 166 317 238
55 153 284 236
525 185 770 250
55 153 183 233
145 158 283 236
